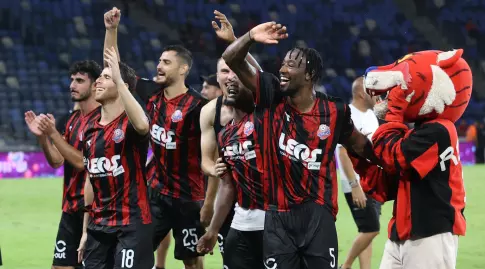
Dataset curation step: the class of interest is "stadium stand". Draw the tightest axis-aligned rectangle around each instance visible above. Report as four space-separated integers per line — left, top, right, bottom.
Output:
0 0 483 150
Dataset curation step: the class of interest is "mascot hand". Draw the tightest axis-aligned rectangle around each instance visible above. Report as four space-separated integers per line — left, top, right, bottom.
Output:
385 89 415 122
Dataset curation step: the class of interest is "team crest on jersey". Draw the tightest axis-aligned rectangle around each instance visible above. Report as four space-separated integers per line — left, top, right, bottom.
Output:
113 128 125 143
243 121 254 136
317 124 331 140
171 110 183 122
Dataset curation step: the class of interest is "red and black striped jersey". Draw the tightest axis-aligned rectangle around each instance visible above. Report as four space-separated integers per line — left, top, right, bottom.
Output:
217 112 271 210
60 107 100 213
372 119 466 240
82 112 151 227
146 151 156 186
255 71 355 216
147 89 207 201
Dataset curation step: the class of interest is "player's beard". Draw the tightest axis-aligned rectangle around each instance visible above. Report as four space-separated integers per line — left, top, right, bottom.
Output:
280 84 299 98
373 100 388 120
224 93 254 114
155 75 175 88
71 90 91 102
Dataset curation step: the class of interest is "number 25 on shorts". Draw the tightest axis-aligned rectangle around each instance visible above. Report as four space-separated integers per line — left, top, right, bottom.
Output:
182 228 199 252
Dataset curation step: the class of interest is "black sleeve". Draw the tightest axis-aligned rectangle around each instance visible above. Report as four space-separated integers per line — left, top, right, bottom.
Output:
255 71 283 107
338 104 355 145
401 122 450 178
135 77 160 105
372 121 452 178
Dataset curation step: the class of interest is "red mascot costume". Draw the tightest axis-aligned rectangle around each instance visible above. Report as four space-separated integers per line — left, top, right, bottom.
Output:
360 49 471 269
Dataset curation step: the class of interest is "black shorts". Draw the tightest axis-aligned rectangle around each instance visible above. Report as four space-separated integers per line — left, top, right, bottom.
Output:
83 222 154 269
344 193 381 233
217 202 235 257
52 210 84 267
224 228 264 269
264 202 338 269
151 193 205 260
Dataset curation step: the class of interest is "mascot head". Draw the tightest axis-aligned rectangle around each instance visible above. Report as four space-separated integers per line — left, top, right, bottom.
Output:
364 49 472 123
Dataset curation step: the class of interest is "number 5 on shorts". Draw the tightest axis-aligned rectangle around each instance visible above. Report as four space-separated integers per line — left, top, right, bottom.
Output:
329 248 336 268
121 249 134 268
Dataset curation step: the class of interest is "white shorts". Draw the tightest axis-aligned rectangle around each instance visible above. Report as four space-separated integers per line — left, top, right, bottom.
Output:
379 232 459 269
230 203 265 232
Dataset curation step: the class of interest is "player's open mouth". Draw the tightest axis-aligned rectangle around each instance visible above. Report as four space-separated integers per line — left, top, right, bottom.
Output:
280 76 290 87
228 88 238 98
96 87 105 92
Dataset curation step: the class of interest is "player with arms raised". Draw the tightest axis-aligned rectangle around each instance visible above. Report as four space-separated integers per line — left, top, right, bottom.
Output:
199 10 262 260
25 60 101 269
103 8 210 269
77 47 153 269
198 72 267 269
223 22 376 268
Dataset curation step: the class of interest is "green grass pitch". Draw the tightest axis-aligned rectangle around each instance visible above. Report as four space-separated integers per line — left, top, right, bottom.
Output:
0 165 484 269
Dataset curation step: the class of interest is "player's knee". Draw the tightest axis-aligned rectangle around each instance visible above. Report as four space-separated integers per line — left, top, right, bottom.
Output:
367 230 379 239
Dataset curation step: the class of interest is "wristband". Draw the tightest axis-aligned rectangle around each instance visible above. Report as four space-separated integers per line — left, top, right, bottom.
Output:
349 180 359 188
83 204 92 212
248 30 253 41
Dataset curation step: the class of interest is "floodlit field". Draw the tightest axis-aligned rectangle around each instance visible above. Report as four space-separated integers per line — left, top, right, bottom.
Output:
1 165 484 269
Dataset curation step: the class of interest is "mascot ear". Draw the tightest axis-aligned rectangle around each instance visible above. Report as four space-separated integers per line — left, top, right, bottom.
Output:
437 49 464 68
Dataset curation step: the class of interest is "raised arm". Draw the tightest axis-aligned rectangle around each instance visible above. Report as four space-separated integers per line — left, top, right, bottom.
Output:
222 22 288 93
211 10 262 72
105 47 149 135
103 7 121 65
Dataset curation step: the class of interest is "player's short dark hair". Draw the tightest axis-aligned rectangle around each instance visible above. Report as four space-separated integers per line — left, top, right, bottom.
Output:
69 60 102 83
163 45 193 74
288 47 323 84
119 61 137 92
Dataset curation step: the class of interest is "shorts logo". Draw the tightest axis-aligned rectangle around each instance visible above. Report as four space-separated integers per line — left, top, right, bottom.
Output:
218 233 224 254
243 121 254 136
113 129 125 143
264 258 277 269
171 110 183 122
54 240 67 259
317 124 331 140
